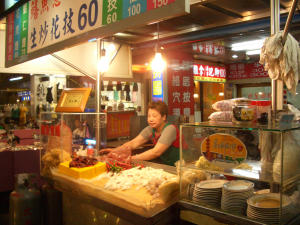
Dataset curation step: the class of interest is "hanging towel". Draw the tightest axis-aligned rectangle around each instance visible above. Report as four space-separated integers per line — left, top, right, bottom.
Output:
260 31 300 94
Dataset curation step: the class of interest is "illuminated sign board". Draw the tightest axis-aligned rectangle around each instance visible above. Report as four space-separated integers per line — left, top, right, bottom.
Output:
193 64 226 82
152 71 163 101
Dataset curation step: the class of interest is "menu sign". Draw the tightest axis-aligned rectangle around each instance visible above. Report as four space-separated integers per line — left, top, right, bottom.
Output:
6 2 29 61
227 62 268 80
193 64 226 82
167 60 194 116
6 0 188 67
201 133 247 169
27 0 103 53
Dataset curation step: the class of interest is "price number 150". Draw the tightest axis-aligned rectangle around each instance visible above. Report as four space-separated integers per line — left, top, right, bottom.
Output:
153 0 169 8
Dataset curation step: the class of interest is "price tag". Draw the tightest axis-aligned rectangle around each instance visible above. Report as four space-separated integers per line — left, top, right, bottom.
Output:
123 0 147 19
102 0 122 25
147 0 176 10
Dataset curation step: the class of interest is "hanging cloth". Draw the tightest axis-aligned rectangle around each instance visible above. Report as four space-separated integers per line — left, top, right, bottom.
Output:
46 87 53 103
123 82 130 91
113 90 119 101
116 82 122 91
107 81 113 91
126 91 131 101
101 80 104 91
133 82 138 92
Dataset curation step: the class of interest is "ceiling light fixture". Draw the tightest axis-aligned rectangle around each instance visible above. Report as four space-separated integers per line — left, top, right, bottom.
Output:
231 39 265 51
151 23 166 73
9 76 23 81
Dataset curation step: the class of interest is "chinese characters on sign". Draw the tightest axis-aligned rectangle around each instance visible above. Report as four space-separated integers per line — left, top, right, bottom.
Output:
5 2 29 60
6 0 180 66
6 12 15 61
28 0 102 54
193 64 226 82
192 41 225 56
27 0 177 53
227 62 268 80
168 61 194 117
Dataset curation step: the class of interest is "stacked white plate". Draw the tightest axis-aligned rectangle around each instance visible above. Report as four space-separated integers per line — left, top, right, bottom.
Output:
192 179 228 208
247 193 292 224
221 180 254 215
187 183 195 200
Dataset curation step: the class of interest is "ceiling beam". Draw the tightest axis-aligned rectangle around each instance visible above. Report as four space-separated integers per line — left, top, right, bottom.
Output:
201 3 244 18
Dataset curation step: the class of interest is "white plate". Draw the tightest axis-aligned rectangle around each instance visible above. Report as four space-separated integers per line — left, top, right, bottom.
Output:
196 179 228 189
223 180 254 192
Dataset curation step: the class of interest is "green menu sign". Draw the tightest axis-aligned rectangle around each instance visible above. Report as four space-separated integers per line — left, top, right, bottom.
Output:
102 0 123 25
20 2 29 56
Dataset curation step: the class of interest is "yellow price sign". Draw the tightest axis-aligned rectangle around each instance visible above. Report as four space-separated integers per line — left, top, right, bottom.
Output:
201 133 247 169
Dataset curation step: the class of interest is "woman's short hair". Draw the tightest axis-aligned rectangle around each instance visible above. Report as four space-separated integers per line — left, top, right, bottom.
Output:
148 101 168 118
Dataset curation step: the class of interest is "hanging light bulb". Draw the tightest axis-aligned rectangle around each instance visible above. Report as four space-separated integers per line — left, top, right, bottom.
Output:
98 48 109 73
151 23 166 73
151 51 166 73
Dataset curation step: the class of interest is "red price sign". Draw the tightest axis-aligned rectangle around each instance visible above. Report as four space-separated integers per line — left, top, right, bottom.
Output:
147 0 176 10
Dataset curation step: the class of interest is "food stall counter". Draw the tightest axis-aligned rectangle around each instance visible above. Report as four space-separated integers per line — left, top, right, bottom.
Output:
51 161 179 225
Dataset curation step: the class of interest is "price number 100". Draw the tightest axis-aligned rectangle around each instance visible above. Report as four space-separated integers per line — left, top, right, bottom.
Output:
128 3 141 17
153 0 169 8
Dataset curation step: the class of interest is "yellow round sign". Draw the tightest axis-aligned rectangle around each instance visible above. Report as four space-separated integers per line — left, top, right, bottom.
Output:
201 133 247 169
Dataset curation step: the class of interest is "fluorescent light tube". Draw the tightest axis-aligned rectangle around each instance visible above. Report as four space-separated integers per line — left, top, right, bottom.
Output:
231 39 265 51
9 76 23 81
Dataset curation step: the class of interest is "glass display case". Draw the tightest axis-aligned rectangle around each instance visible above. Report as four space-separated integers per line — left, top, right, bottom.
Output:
39 112 107 177
179 121 300 225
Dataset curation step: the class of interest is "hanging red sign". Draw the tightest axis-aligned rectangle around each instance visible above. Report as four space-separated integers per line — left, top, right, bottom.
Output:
227 62 268 80
167 60 194 117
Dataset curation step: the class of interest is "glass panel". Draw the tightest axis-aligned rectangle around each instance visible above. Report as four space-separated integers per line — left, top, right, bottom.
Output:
179 122 300 224
40 112 107 177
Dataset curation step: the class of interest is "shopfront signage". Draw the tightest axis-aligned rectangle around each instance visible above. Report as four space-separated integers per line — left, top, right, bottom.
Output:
201 133 247 169
152 71 163 101
6 2 29 61
192 41 225 56
18 90 31 101
227 62 268 80
167 60 194 116
6 0 189 67
193 64 226 82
